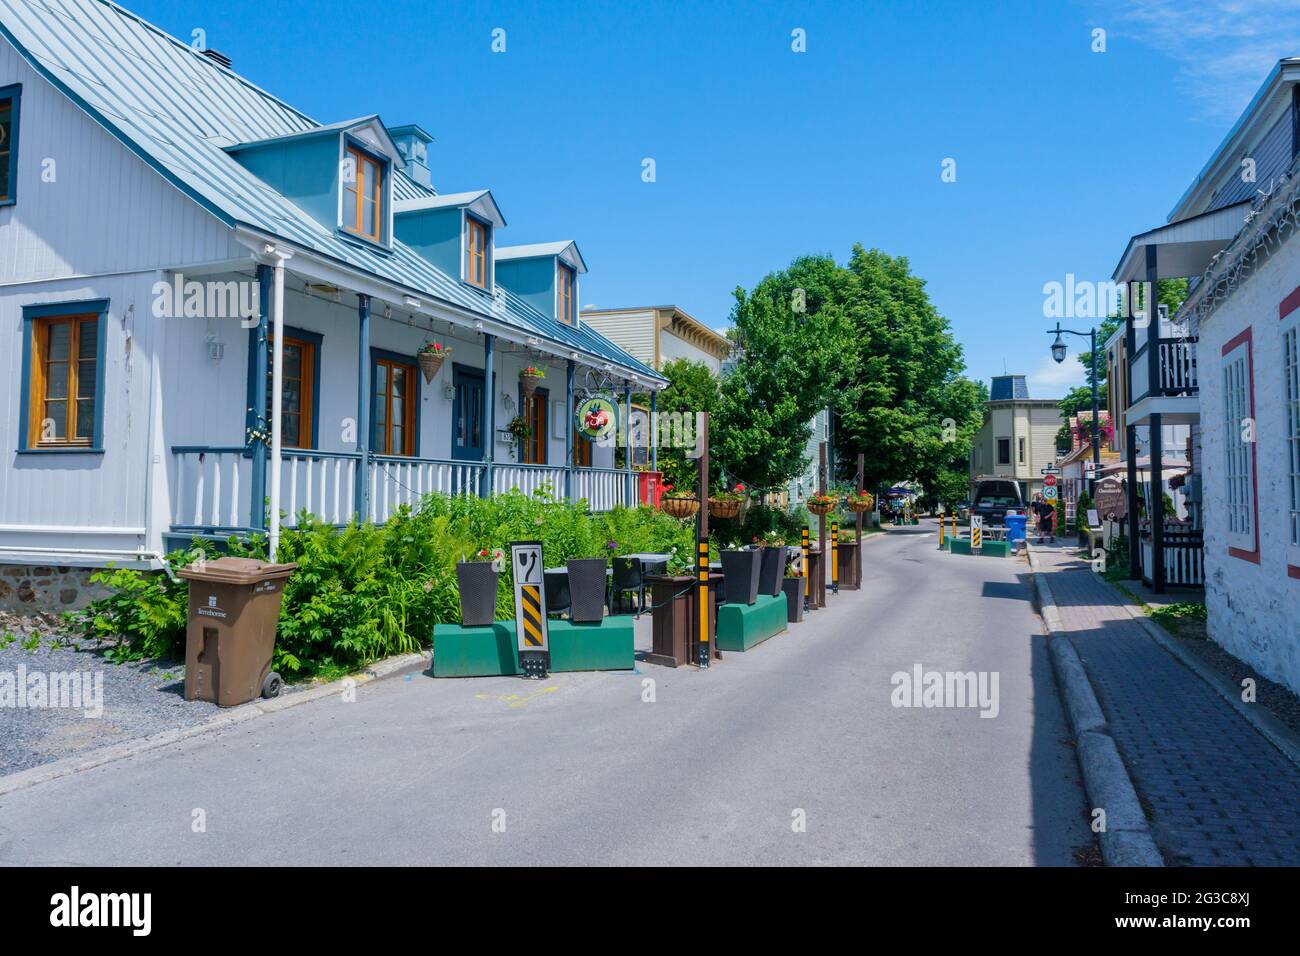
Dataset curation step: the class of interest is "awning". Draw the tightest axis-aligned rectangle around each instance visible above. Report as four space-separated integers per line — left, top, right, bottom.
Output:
1112 200 1251 284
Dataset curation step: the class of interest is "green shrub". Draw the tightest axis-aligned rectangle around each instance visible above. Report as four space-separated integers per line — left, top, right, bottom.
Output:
62 491 702 680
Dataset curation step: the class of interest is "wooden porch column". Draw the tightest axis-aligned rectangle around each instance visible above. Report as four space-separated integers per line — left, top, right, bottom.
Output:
624 382 634 506
355 294 371 522
1145 247 1165 592
249 263 271 532
1125 280 1142 580
650 390 658 473
481 333 495 498
565 359 575 502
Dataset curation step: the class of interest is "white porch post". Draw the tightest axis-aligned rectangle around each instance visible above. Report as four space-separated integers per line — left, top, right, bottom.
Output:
267 247 292 557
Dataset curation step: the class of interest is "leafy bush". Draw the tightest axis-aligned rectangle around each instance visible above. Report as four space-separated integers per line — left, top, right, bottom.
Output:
63 491 698 680
63 543 208 662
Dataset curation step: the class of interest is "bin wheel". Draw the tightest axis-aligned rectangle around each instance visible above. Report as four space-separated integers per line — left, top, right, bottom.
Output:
261 672 282 699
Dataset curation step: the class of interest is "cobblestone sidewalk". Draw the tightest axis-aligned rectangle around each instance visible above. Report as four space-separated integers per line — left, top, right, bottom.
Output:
1036 546 1300 866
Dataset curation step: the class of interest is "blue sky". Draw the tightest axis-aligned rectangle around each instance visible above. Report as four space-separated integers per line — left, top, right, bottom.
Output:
130 0 1300 398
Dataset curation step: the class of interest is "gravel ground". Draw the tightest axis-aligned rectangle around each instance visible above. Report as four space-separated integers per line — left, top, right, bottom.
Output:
0 612 296 776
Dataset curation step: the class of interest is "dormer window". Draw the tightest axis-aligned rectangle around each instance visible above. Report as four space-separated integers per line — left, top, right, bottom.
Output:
343 143 385 242
557 262 576 325
465 215 490 288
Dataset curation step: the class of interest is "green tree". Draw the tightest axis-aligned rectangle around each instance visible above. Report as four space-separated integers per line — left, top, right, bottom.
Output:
713 255 856 490
831 246 982 495
654 358 721 493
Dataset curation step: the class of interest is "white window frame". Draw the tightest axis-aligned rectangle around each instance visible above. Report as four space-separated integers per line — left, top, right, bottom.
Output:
1282 309 1300 567
1222 339 1255 553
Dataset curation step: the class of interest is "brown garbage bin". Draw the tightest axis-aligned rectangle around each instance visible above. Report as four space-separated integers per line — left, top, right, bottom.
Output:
177 557 297 707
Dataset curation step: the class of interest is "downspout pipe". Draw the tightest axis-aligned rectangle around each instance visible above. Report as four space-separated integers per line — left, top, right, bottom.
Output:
267 247 292 558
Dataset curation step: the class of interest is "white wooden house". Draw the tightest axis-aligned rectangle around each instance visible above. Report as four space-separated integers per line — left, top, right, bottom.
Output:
0 0 665 585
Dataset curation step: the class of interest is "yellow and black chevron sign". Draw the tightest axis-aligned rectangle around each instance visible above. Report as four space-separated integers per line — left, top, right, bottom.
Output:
520 583 544 648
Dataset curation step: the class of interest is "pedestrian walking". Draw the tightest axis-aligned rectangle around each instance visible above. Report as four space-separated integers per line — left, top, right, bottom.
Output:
1032 492 1055 544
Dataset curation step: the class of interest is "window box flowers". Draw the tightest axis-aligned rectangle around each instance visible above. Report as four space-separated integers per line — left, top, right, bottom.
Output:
417 341 450 383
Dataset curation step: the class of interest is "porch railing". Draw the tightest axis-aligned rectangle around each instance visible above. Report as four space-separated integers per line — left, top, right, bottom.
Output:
491 462 567 500
171 447 634 534
1140 527 1205 588
572 467 627 513
370 456 484 523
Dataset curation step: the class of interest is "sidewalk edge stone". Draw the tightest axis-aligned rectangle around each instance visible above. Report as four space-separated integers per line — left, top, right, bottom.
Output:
1027 541 1164 867
0 650 428 797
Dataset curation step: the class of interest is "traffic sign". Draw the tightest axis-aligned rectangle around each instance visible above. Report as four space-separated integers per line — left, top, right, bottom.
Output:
1044 474 1057 488
1041 464 1059 476
1044 485 1057 501
970 515 983 550
511 541 549 679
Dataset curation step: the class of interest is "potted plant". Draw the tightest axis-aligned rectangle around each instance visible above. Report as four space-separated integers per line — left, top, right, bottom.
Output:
456 548 503 627
756 536 784 597
505 415 532 460
661 486 700 519
845 491 874 514
417 341 450 383
709 483 746 519
806 493 836 516
782 566 805 623
721 547 761 605
519 365 546 396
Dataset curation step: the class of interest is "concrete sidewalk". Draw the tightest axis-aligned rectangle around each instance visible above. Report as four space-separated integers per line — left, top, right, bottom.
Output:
1033 545 1300 866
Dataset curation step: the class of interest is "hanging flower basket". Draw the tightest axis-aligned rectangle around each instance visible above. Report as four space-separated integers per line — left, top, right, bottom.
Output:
807 495 836 516
845 492 875 514
708 497 742 519
417 343 450 384
520 366 546 396
662 494 700 519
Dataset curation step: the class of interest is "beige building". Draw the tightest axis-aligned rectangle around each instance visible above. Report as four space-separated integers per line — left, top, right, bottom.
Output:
968 375 1064 502
579 305 731 373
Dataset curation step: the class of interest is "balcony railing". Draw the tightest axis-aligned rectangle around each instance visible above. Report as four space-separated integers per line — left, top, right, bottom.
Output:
1130 335 1198 402
170 447 635 535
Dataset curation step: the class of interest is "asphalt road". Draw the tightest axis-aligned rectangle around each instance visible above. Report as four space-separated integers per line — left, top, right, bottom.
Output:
0 525 1091 865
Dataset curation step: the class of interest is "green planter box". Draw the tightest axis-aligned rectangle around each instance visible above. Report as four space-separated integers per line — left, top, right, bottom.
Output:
716 593 787 651
950 539 972 555
981 540 1011 558
547 618 635 671
432 622 520 677
432 617 635 676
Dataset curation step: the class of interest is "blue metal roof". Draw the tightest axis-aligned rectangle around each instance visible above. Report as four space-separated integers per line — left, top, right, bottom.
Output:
0 0 664 383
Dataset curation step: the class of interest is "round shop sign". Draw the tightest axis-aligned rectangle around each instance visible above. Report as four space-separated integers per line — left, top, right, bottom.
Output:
574 394 618 442
1043 485 1057 501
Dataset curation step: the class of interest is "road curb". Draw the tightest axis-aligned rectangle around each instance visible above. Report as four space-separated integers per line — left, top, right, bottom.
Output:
1092 576 1300 772
1027 542 1164 867
0 651 428 797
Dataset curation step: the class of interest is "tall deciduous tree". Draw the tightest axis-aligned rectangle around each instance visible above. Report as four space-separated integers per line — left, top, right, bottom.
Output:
654 358 721 492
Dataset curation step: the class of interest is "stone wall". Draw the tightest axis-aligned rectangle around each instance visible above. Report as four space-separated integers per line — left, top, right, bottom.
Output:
0 565 112 613
1196 238 1300 696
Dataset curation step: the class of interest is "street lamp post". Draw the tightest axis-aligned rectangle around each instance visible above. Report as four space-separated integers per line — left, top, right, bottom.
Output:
1048 322 1101 498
